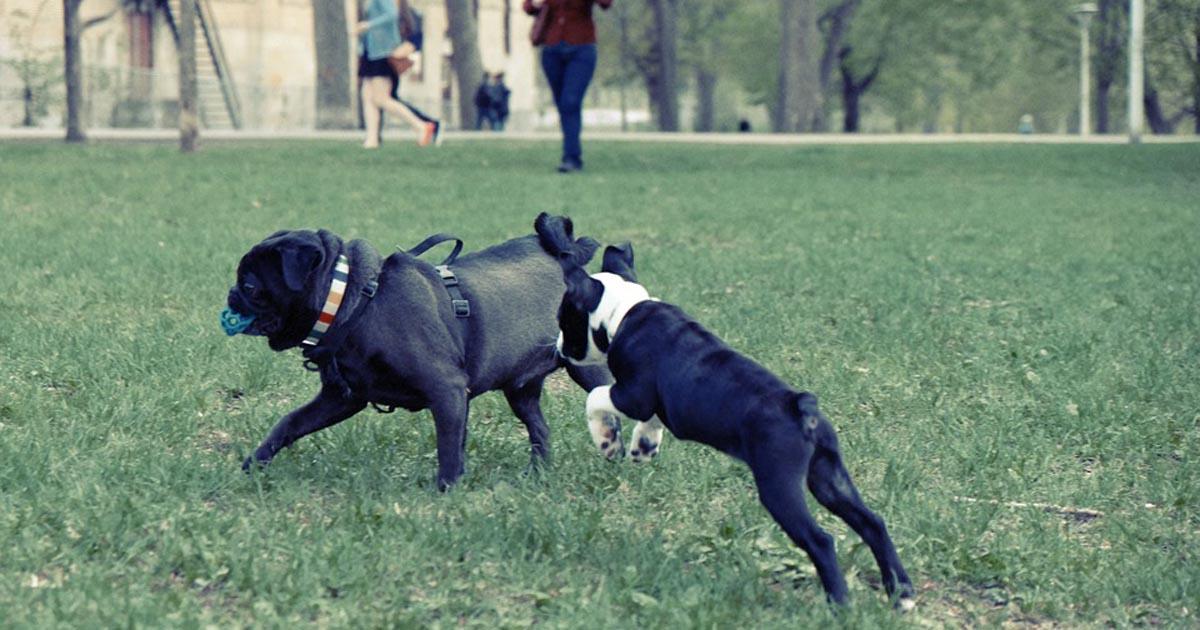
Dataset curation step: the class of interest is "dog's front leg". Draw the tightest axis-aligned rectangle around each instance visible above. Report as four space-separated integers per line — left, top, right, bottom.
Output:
585 386 626 460
244 387 367 471
628 416 665 462
430 388 470 491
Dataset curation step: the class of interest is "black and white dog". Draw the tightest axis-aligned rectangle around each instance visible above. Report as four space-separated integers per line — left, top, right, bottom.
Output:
534 213 915 607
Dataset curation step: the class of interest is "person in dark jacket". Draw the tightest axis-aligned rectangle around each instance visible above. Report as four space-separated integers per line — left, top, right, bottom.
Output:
523 0 614 172
474 74 494 130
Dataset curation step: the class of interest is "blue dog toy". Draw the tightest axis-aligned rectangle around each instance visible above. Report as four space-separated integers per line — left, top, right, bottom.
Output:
220 307 256 336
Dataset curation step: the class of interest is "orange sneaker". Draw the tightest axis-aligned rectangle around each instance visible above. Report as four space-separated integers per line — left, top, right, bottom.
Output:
420 120 442 147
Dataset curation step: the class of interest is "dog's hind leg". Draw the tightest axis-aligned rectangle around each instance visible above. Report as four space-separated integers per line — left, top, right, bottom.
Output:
749 437 850 604
628 416 664 462
244 387 367 471
503 378 553 469
805 418 915 609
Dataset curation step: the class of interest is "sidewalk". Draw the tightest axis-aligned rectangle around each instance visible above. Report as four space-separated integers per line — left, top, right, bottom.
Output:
2 127 1197 145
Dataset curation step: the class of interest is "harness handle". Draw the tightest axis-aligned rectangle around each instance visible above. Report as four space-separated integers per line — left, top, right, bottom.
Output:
406 233 463 267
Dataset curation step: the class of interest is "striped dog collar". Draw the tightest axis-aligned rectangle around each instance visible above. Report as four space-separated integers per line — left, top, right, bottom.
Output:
302 254 350 347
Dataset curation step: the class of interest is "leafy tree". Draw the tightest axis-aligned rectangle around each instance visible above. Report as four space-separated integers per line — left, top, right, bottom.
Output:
3 2 62 127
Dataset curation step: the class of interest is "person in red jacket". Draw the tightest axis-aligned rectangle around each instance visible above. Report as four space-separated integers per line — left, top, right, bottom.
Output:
523 0 613 173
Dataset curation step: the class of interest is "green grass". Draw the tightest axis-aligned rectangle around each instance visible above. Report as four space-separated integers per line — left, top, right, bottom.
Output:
0 139 1197 627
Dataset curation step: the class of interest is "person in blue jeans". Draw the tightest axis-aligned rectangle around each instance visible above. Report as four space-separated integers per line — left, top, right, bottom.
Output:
524 0 613 172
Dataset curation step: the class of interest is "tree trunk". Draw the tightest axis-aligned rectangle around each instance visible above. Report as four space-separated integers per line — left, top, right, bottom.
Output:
815 0 858 131
63 0 85 143
313 0 356 129
694 68 716 132
649 0 679 131
1094 0 1123 134
445 0 485 129
179 0 199 152
1194 23 1200 134
776 0 821 132
1096 81 1111 133
1143 78 1174 134
839 48 879 133
841 79 860 132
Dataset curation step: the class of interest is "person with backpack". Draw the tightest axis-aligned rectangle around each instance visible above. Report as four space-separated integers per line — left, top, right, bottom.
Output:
356 0 441 148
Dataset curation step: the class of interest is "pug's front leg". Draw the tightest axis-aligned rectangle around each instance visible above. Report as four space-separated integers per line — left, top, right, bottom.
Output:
430 388 470 491
244 387 366 471
585 386 625 460
629 416 665 463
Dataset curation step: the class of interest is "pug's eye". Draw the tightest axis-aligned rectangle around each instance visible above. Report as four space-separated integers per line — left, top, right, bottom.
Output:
242 280 262 299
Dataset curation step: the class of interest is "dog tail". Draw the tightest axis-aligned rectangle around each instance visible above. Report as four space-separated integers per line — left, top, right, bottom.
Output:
794 391 824 436
534 212 598 268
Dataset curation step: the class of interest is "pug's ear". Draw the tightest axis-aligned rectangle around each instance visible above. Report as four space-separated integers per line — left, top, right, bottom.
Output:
278 239 325 292
601 242 636 282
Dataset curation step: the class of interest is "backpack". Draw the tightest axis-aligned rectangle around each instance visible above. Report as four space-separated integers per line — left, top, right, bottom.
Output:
399 7 424 51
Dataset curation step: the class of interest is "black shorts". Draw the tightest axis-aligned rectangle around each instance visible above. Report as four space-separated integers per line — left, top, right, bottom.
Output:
358 54 395 79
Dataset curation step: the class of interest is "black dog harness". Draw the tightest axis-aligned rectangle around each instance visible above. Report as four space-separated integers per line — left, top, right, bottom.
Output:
301 234 471 411
406 233 470 318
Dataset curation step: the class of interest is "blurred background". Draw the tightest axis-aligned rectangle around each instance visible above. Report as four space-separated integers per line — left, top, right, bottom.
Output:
1 0 1196 136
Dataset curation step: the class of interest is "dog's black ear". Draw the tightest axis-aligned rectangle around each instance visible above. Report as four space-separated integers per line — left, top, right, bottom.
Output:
601 242 636 282
573 236 600 268
277 235 325 292
535 213 582 271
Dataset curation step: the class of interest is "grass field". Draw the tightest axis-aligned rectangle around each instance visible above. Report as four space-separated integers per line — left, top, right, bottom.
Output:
0 139 1197 627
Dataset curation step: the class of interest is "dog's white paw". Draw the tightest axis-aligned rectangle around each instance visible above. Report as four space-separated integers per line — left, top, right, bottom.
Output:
589 412 624 460
628 418 664 463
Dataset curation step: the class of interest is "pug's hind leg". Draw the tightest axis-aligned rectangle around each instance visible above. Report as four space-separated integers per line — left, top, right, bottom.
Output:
629 416 665 463
585 385 625 460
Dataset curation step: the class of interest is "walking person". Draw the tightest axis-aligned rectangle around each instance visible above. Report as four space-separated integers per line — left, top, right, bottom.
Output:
523 0 613 172
474 73 494 130
487 72 511 131
357 0 440 149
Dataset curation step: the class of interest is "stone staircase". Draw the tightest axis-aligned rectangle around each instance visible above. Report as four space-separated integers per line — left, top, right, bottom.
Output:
163 0 243 129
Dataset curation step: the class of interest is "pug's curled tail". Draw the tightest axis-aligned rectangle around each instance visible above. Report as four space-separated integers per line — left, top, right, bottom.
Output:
534 212 599 268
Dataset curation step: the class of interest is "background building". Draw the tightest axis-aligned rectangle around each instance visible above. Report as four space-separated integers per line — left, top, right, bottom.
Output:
0 0 543 130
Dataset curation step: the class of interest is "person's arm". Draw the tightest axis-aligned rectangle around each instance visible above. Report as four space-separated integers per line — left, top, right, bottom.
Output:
522 0 543 16
356 1 400 33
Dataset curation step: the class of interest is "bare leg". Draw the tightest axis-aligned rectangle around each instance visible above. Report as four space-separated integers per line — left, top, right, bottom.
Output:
368 76 425 133
361 79 382 148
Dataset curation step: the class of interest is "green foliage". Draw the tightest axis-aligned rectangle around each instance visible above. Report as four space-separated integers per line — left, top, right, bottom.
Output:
2 3 64 126
0 140 1199 626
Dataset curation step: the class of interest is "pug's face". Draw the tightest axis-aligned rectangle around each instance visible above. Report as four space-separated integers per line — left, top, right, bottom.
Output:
226 230 329 351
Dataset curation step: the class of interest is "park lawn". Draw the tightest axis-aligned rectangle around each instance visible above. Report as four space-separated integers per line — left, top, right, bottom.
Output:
0 139 1197 628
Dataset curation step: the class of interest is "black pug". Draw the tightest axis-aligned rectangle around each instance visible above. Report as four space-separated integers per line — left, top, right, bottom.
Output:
223 221 608 490
534 213 915 607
